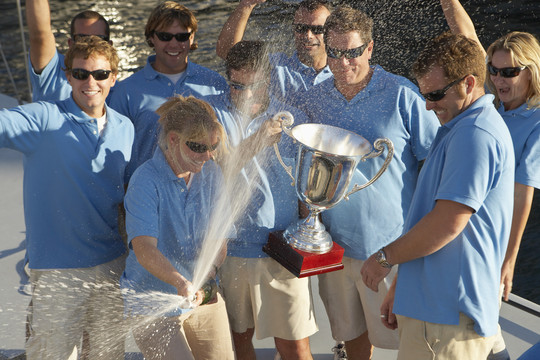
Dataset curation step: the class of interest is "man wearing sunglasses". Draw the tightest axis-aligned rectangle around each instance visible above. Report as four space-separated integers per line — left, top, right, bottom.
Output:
0 37 134 360
108 1 228 179
361 32 515 360
209 40 317 360
296 6 440 359
216 0 333 107
26 0 111 102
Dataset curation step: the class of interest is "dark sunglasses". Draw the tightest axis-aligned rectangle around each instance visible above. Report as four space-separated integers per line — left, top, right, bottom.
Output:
487 63 526 78
154 31 192 42
422 76 467 102
70 68 112 81
185 141 219 153
293 24 325 35
73 34 110 42
228 80 267 91
326 44 368 60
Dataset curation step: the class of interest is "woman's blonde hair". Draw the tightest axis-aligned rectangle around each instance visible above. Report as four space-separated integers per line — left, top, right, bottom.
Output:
156 95 226 160
486 31 540 109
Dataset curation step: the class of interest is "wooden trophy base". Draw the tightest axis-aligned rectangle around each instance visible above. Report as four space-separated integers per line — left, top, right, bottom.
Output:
262 231 344 278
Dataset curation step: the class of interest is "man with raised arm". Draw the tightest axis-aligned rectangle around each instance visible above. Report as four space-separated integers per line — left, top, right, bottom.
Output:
0 37 133 359
361 31 515 359
26 0 111 102
216 0 332 107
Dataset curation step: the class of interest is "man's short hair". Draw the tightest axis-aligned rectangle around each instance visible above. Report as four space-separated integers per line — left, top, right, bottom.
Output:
297 0 331 13
324 6 373 44
64 36 119 74
70 10 110 41
412 32 486 87
144 1 198 51
225 40 271 78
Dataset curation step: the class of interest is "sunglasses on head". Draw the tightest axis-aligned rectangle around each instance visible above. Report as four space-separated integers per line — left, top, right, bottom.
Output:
326 44 368 60
154 31 192 42
422 75 467 102
228 80 267 92
185 141 219 153
70 68 112 81
487 63 526 78
293 24 325 35
73 34 110 42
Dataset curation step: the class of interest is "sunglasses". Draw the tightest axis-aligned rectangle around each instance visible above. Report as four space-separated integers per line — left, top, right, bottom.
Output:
326 44 368 60
73 34 110 42
154 31 192 42
487 63 526 78
185 141 219 153
228 80 267 91
421 76 467 102
293 24 325 35
70 68 112 81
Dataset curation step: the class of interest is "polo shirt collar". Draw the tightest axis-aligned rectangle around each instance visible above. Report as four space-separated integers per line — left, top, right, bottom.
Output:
143 55 193 81
329 65 386 102
62 96 106 123
153 146 183 182
291 51 331 76
498 101 539 119
444 94 495 130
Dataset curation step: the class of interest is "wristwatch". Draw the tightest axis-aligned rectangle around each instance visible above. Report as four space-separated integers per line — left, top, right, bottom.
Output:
375 248 393 268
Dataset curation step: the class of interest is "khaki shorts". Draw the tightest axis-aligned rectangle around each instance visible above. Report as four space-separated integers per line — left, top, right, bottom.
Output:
219 256 318 340
318 256 399 349
396 313 497 360
132 293 235 360
26 255 126 360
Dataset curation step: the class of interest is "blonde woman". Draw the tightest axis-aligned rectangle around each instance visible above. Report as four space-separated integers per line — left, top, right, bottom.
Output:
121 96 234 360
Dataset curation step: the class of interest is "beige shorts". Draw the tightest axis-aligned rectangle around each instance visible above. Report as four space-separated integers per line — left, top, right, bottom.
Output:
26 255 126 360
219 256 318 340
396 313 497 360
131 293 235 360
318 256 399 349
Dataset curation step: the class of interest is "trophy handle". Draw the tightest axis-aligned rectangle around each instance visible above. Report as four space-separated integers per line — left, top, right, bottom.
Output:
272 111 295 185
344 138 394 200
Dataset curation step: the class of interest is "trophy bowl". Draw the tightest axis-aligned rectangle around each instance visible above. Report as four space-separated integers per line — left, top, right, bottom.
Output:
265 112 394 276
284 123 393 253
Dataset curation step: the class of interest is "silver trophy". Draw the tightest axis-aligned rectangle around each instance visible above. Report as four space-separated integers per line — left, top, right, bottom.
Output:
273 112 394 254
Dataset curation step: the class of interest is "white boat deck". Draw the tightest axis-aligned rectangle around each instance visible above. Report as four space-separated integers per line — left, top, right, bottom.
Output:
1 96 540 359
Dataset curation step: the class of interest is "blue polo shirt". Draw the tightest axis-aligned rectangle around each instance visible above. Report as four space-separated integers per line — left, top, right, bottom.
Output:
394 95 515 337
0 97 134 269
298 65 440 260
121 147 226 315
269 52 333 107
108 56 229 177
29 50 72 102
499 103 540 189
210 94 307 257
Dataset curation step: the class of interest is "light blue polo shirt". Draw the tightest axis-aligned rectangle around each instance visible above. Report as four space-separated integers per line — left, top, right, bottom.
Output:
499 103 540 189
269 51 332 108
394 95 515 337
210 94 307 257
298 65 440 260
108 56 229 177
29 50 72 102
121 147 226 315
0 97 134 269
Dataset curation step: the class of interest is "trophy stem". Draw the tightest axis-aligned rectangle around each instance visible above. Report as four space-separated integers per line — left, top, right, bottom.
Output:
283 209 333 254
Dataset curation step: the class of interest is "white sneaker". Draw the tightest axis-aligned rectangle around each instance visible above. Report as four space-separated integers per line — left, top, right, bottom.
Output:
332 341 347 360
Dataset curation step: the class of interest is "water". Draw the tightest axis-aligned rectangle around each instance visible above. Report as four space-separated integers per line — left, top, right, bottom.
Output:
0 0 538 316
